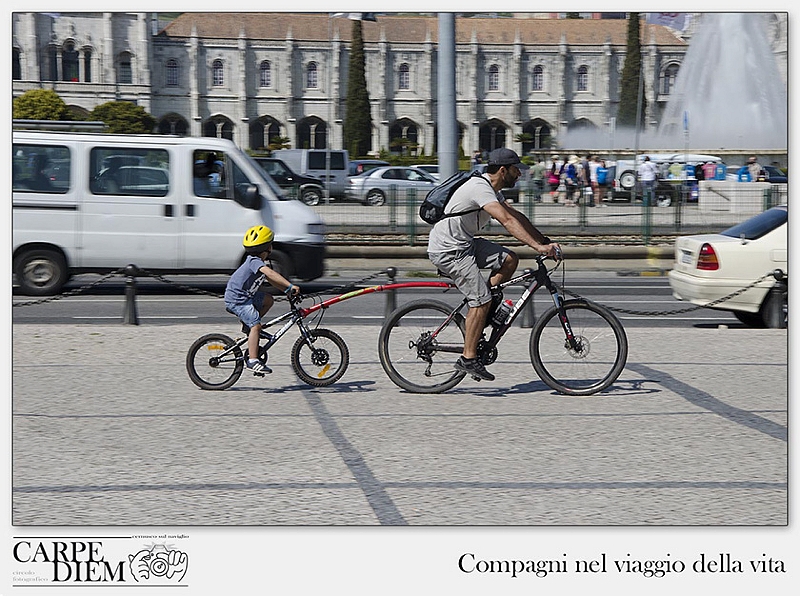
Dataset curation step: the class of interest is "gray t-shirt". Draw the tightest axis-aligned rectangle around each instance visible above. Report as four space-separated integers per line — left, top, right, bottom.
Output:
427 174 504 253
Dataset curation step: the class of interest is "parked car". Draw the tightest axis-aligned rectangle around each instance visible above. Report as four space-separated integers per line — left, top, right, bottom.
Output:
348 159 390 176
253 157 325 206
668 205 787 327
762 165 788 183
470 163 521 202
415 164 440 180
728 164 787 184
346 166 437 206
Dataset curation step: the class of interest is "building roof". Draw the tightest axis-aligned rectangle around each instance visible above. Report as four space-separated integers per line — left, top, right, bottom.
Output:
159 13 686 47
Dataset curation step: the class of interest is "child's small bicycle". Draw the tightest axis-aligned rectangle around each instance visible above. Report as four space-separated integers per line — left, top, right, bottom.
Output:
186 295 349 390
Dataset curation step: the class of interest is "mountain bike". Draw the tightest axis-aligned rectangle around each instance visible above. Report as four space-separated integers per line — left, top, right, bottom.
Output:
186 295 349 390
378 254 628 396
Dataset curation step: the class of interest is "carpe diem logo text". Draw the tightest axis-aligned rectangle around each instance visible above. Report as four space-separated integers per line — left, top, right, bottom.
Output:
11 538 189 585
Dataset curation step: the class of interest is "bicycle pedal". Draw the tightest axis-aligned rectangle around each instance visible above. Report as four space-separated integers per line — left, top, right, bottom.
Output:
471 375 483 382
252 372 265 378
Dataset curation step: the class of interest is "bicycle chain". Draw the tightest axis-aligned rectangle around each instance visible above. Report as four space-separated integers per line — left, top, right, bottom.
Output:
559 272 777 316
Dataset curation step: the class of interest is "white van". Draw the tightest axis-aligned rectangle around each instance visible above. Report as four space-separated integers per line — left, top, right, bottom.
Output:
12 131 326 295
272 149 349 199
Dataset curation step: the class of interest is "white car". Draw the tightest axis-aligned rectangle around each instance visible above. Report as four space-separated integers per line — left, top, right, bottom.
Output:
415 164 440 180
668 205 787 327
346 166 437 206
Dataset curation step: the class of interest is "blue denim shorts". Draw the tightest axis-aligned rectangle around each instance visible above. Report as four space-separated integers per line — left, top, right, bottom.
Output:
225 292 265 328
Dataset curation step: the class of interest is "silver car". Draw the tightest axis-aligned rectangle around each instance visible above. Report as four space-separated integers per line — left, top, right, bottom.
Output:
346 166 438 206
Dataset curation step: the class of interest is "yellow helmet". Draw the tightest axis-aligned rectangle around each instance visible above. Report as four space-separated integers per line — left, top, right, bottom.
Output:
243 225 274 253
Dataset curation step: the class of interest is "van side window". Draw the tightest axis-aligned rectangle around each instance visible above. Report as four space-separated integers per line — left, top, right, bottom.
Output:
308 151 345 170
90 148 170 196
13 144 70 194
193 150 227 198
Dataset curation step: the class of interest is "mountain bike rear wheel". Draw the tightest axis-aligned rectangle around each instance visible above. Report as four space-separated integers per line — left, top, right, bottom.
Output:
291 328 349 387
529 299 627 396
378 299 466 393
186 333 244 390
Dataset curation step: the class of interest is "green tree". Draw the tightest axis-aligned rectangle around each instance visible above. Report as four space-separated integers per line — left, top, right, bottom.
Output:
89 101 156 134
617 12 646 129
13 89 72 121
343 19 372 158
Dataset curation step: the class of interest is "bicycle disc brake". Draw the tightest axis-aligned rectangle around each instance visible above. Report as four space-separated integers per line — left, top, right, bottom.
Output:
311 348 330 366
565 335 589 359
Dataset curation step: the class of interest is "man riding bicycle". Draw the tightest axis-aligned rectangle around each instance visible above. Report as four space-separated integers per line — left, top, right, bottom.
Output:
427 148 561 382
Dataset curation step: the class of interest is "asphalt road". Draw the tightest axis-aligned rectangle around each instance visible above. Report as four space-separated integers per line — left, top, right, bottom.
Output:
12 323 786 526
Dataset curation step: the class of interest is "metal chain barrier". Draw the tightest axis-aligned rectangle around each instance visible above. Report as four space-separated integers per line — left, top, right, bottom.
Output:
558 272 777 316
12 268 127 308
13 263 779 321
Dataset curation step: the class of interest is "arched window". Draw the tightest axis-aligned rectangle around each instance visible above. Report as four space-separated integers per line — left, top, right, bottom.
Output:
165 59 179 87
83 48 92 82
306 62 318 89
577 65 589 92
661 64 679 95
212 59 224 87
488 64 499 91
13 48 21 80
62 42 79 82
532 65 544 91
259 61 272 88
118 51 132 84
398 63 410 90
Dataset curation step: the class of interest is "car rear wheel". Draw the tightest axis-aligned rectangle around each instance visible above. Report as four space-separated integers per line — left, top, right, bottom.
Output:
733 310 765 327
760 285 787 329
365 189 386 206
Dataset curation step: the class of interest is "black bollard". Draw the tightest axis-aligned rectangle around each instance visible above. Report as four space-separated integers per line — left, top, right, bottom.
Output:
520 269 536 328
384 267 397 320
123 264 140 325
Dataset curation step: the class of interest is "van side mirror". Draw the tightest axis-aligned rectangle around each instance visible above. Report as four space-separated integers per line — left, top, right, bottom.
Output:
243 184 261 210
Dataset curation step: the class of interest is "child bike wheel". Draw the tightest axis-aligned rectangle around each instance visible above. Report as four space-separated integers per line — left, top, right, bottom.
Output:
291 328 349 387
529 299 628 396
186 333 244 390
378 299 467 393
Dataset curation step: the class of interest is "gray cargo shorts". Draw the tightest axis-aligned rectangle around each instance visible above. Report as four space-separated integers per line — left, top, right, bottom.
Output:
429 238 512 308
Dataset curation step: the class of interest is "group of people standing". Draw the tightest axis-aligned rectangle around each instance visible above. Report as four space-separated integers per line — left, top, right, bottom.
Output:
530 153 610 207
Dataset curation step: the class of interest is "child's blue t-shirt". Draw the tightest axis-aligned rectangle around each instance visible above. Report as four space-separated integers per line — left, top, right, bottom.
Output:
224 255 267 306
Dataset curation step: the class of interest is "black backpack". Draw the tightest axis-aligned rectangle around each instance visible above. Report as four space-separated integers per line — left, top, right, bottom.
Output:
419 170 491 225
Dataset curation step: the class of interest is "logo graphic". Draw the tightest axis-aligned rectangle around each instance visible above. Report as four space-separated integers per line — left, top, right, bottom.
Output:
128 544 188 583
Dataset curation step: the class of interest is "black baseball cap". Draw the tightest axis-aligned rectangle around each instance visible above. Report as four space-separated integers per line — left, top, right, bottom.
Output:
487 148 529 169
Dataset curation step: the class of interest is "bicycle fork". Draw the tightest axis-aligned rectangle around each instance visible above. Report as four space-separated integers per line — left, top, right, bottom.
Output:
547 284 583 353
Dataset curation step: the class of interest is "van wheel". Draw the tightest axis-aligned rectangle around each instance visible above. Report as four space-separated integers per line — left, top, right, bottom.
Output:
299 187 322 206
656 194 672 208
365 189 386 206
620 170 636 190
14 248 69 296
268 249 293 280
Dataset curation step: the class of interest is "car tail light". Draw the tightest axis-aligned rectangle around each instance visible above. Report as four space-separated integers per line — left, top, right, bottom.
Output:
697 243 719 270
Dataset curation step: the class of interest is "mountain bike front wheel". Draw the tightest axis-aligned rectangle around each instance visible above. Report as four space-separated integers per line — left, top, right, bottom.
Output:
529 299 628 396
291 328 350 387
378 299 467 393
186 333 244 391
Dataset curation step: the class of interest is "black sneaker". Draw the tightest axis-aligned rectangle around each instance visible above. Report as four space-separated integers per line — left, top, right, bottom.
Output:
454 356 495 381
